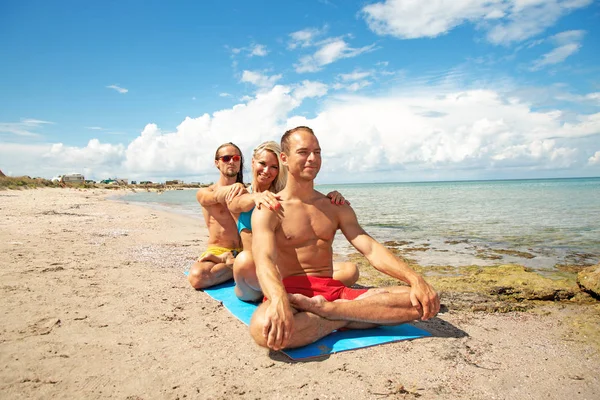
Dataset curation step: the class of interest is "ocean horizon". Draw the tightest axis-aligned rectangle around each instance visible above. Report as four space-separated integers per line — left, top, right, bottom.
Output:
117 177 600 271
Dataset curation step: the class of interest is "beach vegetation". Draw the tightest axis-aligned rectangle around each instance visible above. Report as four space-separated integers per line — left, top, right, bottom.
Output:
475 249 503 260
0 175 99 190
347 247 596 310
492 249 536 259
383 240 413 247
0 176 58 190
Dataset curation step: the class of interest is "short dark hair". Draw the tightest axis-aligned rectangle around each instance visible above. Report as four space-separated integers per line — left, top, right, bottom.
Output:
215 142 244 184
281 126 315 154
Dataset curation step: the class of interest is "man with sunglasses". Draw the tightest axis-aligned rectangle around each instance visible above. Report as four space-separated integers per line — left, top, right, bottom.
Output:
249 126 440 350
188 142 246 289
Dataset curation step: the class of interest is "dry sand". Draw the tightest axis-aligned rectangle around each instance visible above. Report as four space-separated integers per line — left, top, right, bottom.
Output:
1 188 599 399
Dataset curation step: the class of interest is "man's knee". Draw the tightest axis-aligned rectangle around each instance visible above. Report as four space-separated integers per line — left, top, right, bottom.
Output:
334 262 359 286
233 251 255 277
188 262 210 289
249 307 268 348
346 262 359 284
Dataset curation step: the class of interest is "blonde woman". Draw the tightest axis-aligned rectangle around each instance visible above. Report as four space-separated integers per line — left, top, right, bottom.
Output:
213 141 358 301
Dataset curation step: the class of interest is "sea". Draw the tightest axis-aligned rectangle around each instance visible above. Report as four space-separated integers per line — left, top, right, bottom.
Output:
117 177 600 272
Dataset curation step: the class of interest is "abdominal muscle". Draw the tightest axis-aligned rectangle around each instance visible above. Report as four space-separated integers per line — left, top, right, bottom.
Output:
277 244 334 279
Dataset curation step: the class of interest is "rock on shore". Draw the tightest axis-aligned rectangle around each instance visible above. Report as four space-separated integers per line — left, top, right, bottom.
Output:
578 264 600 298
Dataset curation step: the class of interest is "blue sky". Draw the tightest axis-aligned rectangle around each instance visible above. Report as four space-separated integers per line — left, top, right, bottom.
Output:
1 0 599 183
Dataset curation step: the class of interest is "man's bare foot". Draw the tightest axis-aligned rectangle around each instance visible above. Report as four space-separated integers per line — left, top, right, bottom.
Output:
288 294 328 315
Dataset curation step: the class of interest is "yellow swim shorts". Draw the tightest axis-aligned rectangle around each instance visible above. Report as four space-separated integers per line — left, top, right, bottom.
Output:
199 245 242 260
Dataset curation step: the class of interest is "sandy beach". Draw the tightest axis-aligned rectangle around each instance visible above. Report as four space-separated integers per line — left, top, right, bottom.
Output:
1 188 599 399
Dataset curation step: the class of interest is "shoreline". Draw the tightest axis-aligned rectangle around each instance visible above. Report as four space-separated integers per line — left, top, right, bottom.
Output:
1 188 599 399
116 187 599 272
113 186 600 274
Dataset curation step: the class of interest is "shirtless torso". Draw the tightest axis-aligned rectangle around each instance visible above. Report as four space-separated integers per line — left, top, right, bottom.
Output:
200 185 240 249
274 194 340 279
187 144 244 289
249 127 440 351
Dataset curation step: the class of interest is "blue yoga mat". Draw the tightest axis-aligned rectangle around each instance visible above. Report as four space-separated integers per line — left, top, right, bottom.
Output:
201 280 431 360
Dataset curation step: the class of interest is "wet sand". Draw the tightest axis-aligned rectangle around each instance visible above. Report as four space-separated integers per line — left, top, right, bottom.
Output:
1 188 599 399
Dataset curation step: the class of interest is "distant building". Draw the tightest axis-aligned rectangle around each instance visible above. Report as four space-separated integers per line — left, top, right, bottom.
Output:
166 180 183 185
52 173 85 184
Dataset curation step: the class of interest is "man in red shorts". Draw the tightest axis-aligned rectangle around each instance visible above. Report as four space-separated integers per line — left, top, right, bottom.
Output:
250 126 440 350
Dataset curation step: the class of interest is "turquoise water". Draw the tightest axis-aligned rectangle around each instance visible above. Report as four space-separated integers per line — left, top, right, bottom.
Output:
118 178 600 270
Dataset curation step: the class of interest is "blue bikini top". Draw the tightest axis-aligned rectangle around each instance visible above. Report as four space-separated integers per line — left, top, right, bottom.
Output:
237 208 254 233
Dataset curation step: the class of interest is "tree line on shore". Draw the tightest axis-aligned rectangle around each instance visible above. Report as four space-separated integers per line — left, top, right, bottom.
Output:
0 173 208 190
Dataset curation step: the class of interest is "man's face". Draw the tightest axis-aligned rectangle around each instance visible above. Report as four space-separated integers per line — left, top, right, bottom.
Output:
282 130 321 181
215 145 241 178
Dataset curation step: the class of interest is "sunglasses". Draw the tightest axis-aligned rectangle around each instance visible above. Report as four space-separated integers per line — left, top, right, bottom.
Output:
217 154 241 162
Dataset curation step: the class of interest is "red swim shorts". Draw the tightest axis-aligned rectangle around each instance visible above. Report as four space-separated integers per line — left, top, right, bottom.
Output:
281 275 368 301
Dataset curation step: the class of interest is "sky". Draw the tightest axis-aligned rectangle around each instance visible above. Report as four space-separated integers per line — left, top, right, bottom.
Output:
1 0 600 184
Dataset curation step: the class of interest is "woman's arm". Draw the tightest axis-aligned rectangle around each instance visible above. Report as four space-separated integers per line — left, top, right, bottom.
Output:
228 191 282 213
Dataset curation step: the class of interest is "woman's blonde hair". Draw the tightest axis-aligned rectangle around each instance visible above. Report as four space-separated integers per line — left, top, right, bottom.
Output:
252 141 287 193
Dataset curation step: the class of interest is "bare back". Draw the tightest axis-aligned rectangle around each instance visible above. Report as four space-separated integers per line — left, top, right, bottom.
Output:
274 191 342 279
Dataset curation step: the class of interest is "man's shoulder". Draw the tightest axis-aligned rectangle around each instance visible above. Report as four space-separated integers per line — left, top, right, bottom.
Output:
313 192 350 211
251 204 281 231
197 184 222 207
198 184 216 193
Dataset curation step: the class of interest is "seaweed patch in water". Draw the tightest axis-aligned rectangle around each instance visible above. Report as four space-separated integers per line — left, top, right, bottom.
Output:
492 249 536 259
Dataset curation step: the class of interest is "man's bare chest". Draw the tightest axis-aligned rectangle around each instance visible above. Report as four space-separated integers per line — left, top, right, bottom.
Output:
276 203 337 246
204 203 234 224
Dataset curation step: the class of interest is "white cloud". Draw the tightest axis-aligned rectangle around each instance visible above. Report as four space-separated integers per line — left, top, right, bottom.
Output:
285 88 599 181
219 93 231 97
46 139 126 168
338 71 372 81
530 30 585 70
230 43 268 57
250 44 268 57
561 112 600 138
288 27 326 49
486 0 591 45
0 118 53 137
295 38 377 73
588 151 600 165
0 143 52 177
586 93 600 102
333 70 373 91
3 85 600 182
86 126 103 130
362 0 593 45
240 70 283 89
363 0 503 39
332 81 372 92
122 85 300 178
106 84 128 94
0 86 300 180
293 80 329 101
530 43 580 70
